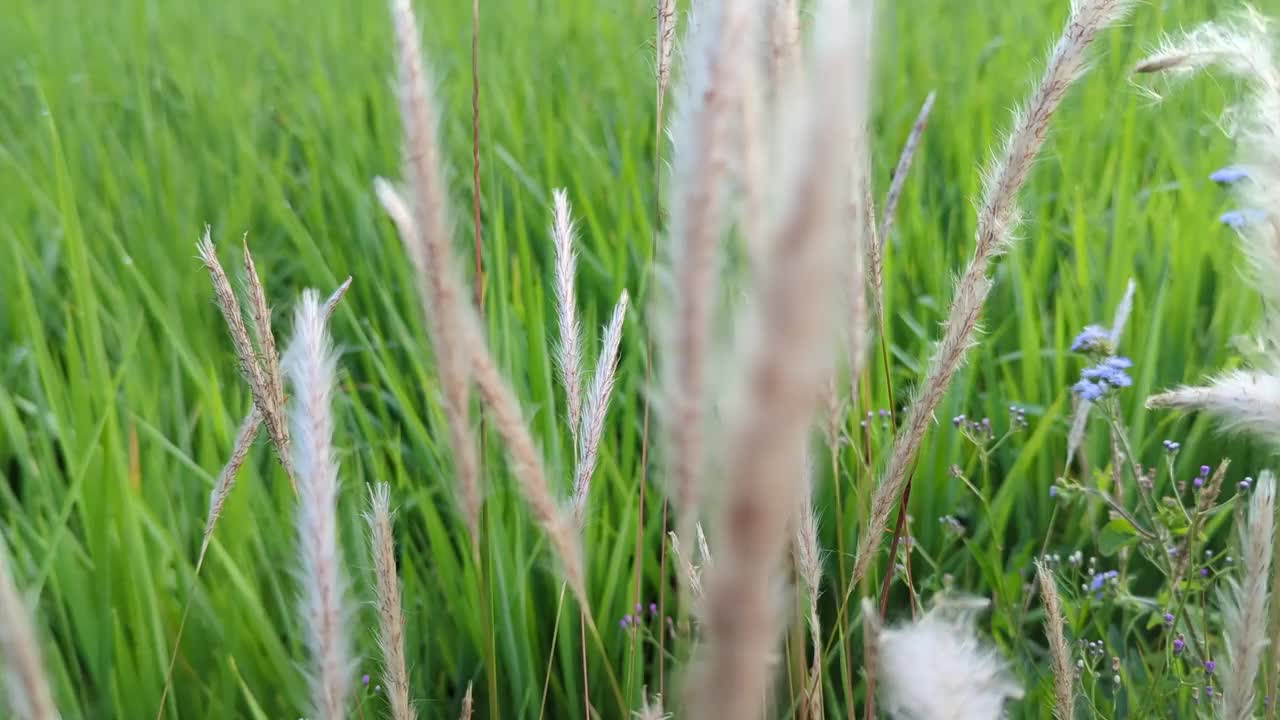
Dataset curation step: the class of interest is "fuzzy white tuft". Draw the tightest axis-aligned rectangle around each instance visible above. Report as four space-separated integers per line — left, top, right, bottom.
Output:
878 598 1023 720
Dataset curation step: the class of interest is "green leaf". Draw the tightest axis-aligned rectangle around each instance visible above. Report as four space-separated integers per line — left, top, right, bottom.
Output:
1100 517 1140 557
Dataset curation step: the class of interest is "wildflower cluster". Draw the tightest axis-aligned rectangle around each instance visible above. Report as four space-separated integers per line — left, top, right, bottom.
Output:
1072 356 1133 402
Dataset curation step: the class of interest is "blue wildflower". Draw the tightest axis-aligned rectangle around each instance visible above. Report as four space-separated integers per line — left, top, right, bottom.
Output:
1071 325 1114 354
1210 166 1249 184
1082 362 1133 388
1073 379 1106 402
1221 209 1268 228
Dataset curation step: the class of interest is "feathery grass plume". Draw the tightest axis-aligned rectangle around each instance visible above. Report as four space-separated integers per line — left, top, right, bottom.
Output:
1148 371 1280 445
285 290 355 720
382 0 482 541
550 189 584 437
1036 561 1074 720
1221 471 1275 720
877 597 1022 720
1066 279 1136 465
848 0 1134 591
197 406 262 570
572 290 629 525
241 239 286 443
156 274 351 720
0 538 56 720
196 230 297 484
794 469 824 720
198 274 353 573
656 0 677 117
662 0 749 571
1139 11 1280 439
668 529 706 598
366 484 415 720
459 683 473 720
877 91 937 245
687 0 859 715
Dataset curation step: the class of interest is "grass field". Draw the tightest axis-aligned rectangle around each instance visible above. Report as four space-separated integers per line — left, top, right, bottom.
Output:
0 0 1274 717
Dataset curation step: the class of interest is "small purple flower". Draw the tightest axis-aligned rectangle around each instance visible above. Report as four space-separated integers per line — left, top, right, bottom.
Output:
1194 476 1205 489
1200 465 1211 478
1073 379 1106 402
1220 209 1267 228
649 603 658 617
1049 485 1059 498
1206 660 1216 674
362 674 370 687
1174 636 1186 654
1163 612 1175 625
1082 358 1133 388
1210 166 1249 184
1206 686 1215 698
879 409 889 418
635 603 643 615
952 414 965 427
1072 325 1113 354
621 616 631 629
1201 567 1210 577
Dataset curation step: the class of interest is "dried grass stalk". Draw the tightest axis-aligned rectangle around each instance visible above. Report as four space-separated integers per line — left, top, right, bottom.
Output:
459 683 473 720
877 91 937 245
687 0 860 714
197 231 296 483
849 0 1134 591
663 0 749 567
367 484 415 720
1036 561 1074 720
385 0 482 541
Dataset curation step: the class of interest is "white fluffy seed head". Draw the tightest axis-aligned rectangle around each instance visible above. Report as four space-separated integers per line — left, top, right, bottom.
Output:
285 291 355 720
878 598 1023 720
1147 370 1280 447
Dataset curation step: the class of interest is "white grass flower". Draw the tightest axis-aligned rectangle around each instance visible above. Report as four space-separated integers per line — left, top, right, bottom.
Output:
1221 470 1275 720
285 291 355 720
572 290 629 525
550 189 584 437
